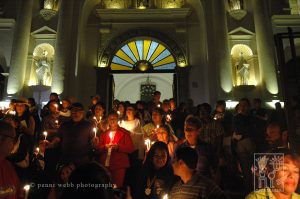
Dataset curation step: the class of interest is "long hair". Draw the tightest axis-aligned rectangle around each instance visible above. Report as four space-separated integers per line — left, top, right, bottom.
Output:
143 141 170 173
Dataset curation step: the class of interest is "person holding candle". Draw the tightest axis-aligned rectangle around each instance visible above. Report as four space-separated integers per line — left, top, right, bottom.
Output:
134 141 177 199
143 108 177 143
45 103 95 166
120 104 144 161
89 102 108 135
42 100 61 141
117 102 126 121
59 98 72 124
0 121 22 199
156 125 177 158
95 111 134 188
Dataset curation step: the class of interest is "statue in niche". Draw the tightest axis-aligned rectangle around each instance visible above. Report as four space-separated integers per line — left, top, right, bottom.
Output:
137 0 149 8
35 50 52 86
236 52 250 85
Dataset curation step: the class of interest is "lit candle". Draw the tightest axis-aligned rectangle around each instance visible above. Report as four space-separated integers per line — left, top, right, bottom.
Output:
93 127 97 138
157 104 161 108
145 139 151 151
109 132 113 144
156 125 159 129
162 194 168 199
43 131 48 140
55 120 59 125
36 147 40 153
117 111 120 115
166 114 172 121
24 184 30 199
54 104 58 109
100 116 102 121
8 110 16 115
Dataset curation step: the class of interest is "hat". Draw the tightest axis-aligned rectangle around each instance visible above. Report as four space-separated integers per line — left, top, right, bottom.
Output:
71 102 84 111
14 98 29 106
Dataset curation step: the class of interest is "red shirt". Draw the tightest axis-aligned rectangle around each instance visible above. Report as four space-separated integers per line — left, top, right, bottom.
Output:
0 159 21 199
98 127 135 169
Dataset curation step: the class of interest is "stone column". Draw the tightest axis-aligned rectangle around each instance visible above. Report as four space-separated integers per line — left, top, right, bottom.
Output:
212 0 233 95
7 0 34 95
51 0 74 94
253 0 278 95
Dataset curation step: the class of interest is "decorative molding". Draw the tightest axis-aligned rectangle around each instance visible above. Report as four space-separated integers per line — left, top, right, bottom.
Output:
0 19 16 29
228 9 247 21
98 29 187 69
229 27 255 35
39 9 57 21
95 8 191 22
31 26 57 39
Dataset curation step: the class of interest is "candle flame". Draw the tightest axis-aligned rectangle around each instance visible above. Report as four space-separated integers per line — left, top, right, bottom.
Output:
162 194 168 199
156 125 159 129
43 131 48 136
36 147 40 153
24 184 30 191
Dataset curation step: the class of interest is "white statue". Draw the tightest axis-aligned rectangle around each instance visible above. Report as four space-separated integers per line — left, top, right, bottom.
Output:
35 50 52 86
236 52 250 85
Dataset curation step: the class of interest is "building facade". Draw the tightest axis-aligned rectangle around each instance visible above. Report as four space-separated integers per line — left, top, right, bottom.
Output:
0 0 300 108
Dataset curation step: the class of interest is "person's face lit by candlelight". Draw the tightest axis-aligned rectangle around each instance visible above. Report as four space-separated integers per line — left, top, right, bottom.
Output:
152 110 162 125
157 127 169 144
49 102 59 114
153 149 168 170
71 105 84 122
184 124 200 145
95 104 105 117
108 113 118 131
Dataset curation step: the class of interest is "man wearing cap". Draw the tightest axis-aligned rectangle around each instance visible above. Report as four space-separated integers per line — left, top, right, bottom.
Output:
170 147 226 199
0 121 21 199
45 103 94 166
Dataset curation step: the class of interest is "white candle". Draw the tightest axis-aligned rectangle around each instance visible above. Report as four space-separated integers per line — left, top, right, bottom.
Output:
162 194 168 199
166 114 172 121
24 184 30 199
109 132 113 144
93 127 97 138
43 131 48 140
145 139 151 151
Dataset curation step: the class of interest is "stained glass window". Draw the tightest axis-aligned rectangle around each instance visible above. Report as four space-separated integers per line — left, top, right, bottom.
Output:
111 39 176 71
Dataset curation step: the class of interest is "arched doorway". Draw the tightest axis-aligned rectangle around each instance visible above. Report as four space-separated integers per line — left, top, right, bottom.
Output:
95 30 189 108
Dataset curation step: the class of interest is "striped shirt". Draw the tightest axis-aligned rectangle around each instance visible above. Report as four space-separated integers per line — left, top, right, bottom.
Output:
170 173 226 199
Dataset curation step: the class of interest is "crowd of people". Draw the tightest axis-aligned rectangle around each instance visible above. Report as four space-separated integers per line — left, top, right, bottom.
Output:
0 91 300 199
